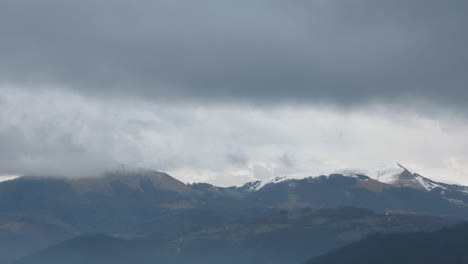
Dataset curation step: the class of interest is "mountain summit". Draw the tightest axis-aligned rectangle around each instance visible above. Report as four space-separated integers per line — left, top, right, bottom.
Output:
337 163 450 192
242 163 459 194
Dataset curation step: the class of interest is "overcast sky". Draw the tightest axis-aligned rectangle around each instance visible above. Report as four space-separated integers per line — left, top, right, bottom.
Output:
0 0 467 186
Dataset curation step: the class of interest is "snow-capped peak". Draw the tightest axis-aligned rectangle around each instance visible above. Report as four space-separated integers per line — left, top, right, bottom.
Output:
372 163 448 191
340 163 447 191
240 163 453 192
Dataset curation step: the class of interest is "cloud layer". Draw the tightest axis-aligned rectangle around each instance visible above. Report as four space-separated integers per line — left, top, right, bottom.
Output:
1 1 468 185
0 0 467 108
2 88 468 186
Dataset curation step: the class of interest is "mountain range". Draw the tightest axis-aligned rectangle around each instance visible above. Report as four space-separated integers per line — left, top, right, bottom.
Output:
1 163 468 263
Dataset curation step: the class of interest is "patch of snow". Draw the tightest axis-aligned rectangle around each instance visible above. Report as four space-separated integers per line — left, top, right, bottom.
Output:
334 164 407 183
257 176 291 190
0 175 20 183
242 181 262 192
242 176 292 191
333 168 369 178
413 175 447 191
368 164 406 184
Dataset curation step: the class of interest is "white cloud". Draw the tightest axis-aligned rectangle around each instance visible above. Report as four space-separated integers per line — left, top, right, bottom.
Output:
1 86 468 186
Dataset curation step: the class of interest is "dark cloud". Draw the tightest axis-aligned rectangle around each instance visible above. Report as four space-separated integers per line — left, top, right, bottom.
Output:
0 0 467 107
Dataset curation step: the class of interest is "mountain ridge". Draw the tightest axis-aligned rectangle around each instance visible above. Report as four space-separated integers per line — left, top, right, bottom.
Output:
2 165 468 263
238 163 465 193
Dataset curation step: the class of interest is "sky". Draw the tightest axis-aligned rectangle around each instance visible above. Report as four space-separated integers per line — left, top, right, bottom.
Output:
0 0 467 186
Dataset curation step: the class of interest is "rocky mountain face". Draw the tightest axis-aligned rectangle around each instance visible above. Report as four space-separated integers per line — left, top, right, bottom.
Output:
1 164 468 263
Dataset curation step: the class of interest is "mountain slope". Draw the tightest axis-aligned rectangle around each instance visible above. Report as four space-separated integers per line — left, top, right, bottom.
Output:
245 173 468 217
15 207 451 264
3 165 468 262
306 222 468 264
0 170 250 262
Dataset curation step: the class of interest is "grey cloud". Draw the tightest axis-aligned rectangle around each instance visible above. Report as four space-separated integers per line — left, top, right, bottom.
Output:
3 89 468 185
279 153 294 168
0 0 467 109
226 151 249 167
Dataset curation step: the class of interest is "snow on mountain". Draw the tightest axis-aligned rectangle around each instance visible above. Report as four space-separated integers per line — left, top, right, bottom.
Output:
369 163 407 183
371 163 449 191
258 176 291 189
0 175 20 183
333 168 369 178
239 176 292 192
241 163 461 192
334 163 451 191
